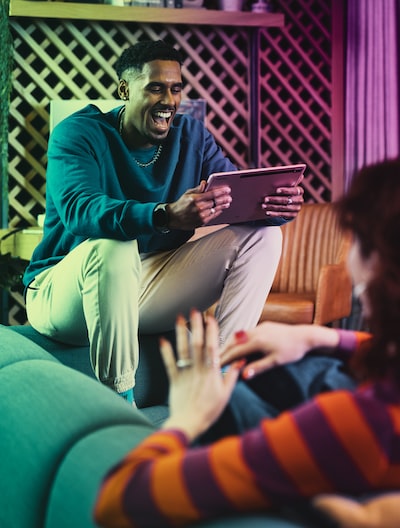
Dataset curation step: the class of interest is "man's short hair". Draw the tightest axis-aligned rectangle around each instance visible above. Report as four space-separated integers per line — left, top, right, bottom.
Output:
115 40 183 79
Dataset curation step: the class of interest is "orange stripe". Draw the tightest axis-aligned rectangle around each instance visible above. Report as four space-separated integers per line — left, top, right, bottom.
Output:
95 431 187 528
317 391 387 484
387 405 400 435
94 462 140 528
125 430 186 461
152 453 200 523
354 331 372 346
209 436 271 510
264 413 334 495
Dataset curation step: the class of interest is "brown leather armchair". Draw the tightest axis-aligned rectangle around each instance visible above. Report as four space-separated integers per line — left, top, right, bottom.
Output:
259 202 353 325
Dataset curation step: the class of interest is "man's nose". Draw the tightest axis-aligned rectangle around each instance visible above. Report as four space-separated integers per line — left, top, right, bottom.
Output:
161 89 176 105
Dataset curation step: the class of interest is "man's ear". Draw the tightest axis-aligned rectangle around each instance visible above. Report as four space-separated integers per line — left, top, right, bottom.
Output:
118 80 129 101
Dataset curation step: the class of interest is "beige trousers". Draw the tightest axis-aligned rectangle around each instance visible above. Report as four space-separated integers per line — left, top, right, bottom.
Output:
26 224 282 392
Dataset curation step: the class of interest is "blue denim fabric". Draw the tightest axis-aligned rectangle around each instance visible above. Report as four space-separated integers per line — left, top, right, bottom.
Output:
199 352 356 444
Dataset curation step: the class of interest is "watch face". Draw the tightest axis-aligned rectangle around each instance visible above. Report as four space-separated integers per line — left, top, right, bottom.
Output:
153 204 170 233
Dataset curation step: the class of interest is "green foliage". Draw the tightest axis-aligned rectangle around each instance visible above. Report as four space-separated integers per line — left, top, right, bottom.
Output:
0 0 13 227
0 252 28 290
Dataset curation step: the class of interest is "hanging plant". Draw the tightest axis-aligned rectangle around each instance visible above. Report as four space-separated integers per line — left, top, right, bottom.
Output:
0 252 28 291
0 229 29 291
0 0 13 227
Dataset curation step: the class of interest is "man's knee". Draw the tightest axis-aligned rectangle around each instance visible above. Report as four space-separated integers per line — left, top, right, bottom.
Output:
258 224 283 249
232 224 283 259
85 238 141 274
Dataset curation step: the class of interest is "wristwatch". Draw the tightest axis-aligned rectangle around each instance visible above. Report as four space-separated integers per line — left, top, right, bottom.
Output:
153 203 170 234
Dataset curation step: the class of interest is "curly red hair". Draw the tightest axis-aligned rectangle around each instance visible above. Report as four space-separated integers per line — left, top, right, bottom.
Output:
336 158 400 385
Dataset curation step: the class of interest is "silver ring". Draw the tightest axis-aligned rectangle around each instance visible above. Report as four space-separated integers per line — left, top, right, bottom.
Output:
297 187 301 195
176 358 193 369
287 198 292 205
210 207 216 215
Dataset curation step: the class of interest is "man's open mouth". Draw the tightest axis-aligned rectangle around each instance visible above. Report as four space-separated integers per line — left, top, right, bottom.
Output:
152 110 174 129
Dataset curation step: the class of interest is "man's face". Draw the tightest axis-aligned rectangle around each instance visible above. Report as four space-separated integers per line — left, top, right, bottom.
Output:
120 60 183 147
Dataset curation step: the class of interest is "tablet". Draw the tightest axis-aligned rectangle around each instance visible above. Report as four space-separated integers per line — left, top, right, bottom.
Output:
204 163 306 225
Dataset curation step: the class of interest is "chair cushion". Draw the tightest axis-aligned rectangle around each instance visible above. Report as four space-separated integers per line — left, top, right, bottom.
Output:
260 293 316 324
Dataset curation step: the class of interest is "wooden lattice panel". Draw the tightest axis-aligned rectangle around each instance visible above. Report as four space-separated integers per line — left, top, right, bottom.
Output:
259 1 332 202
6 0 333 324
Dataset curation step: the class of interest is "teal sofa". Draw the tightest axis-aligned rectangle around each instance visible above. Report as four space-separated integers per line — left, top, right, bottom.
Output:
0 325 333 528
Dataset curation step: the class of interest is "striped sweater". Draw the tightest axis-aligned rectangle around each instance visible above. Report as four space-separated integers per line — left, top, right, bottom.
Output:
94 332 400 527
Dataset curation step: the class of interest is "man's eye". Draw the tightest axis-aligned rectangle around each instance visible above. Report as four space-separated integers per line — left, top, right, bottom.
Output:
150 87 162 94
172 87 182 94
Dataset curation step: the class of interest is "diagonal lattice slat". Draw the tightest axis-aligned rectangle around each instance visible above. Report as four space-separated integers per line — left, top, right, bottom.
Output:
6 0 333 324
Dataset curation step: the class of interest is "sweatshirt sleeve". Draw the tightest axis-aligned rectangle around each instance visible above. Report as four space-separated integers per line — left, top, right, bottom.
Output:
94 387 397 528
334 330 373 359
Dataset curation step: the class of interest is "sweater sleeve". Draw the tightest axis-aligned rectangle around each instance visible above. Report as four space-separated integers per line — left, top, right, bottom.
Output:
94 387 398 528
334 330 373 361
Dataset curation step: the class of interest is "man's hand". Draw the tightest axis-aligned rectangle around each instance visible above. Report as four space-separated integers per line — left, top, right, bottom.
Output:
167 181 232 230
262 177 304 219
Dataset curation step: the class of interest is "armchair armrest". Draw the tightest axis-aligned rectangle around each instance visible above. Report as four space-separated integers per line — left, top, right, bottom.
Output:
314 263 352 325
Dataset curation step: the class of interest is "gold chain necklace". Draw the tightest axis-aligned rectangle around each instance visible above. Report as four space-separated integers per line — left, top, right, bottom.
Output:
118 108 163 168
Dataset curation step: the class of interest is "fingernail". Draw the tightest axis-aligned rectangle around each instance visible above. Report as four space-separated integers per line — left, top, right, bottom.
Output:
235 359 246 369
242 367 254 380
234 330 248 344
176 314 186 325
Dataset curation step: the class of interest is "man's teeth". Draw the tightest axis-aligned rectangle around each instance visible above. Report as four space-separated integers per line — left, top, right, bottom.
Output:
154 111 172 118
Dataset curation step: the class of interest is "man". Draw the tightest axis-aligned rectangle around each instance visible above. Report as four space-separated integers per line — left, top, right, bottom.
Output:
23 40 303 404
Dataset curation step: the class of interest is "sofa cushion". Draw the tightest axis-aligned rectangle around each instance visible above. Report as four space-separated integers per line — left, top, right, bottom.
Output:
8 324 93 372
45 425 155 528
8 325 172 409
0 324 60 368
0 326 155 528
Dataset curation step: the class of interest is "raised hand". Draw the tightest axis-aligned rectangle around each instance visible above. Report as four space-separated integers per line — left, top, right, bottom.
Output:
160 310 242 441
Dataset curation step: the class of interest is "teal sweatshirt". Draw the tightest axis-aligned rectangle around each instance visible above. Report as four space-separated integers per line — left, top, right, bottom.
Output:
23 104 281 286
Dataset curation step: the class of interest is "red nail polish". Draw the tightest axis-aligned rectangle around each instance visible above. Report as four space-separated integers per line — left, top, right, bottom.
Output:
237 359 246 369
242 367 254 380
234 330 248 344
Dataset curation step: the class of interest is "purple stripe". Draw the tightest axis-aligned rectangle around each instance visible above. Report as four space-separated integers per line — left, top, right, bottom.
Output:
182 445 236 515
122 463 172 527
292 399 371 492
241 426 301 500
336 329 358 354
353 386 399 461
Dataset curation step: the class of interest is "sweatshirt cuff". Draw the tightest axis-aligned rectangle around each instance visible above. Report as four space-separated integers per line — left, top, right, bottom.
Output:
336 329 358 355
